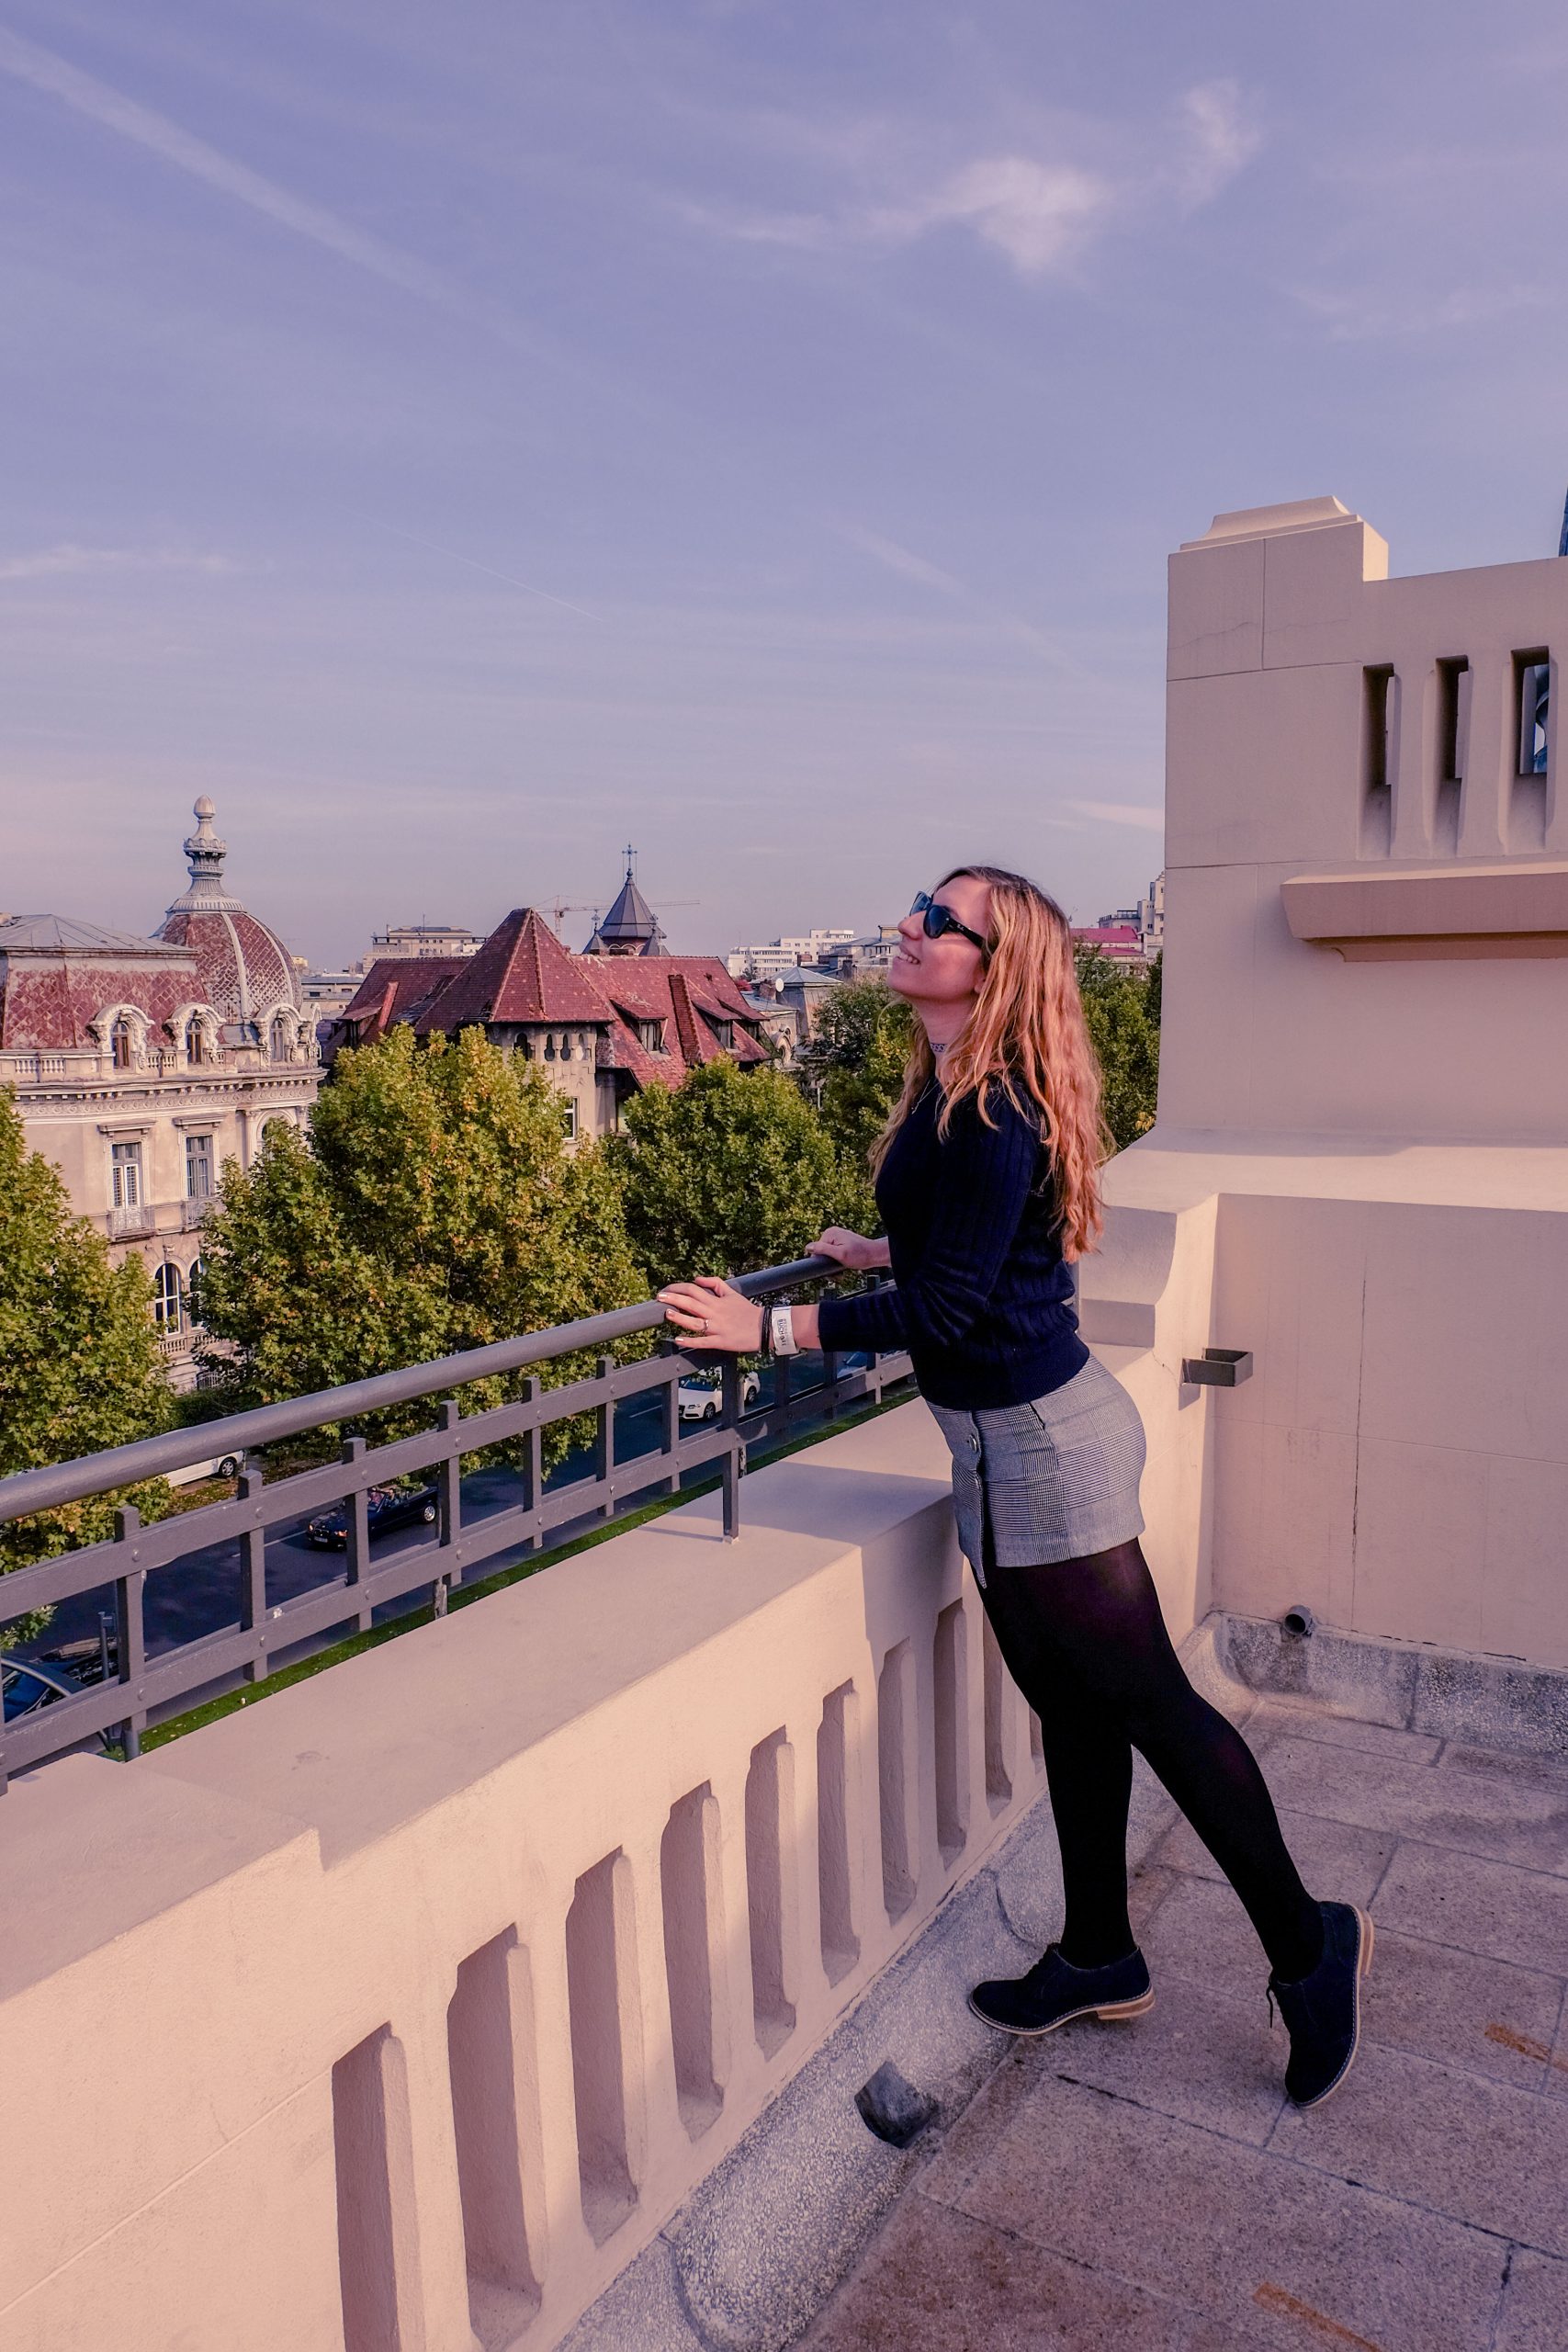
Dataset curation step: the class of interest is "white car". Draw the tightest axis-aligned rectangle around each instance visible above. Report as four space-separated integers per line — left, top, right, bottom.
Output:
678 1369 761 1421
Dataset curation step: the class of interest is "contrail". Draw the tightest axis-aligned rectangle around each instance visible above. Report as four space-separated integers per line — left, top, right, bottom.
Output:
371 520 603 622
0 25 454 304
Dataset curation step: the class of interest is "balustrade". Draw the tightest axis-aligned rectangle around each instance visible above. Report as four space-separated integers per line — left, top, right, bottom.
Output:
0 1275 1037 2352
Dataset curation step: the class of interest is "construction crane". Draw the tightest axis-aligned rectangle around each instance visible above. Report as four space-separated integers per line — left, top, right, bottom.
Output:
543 900 601 938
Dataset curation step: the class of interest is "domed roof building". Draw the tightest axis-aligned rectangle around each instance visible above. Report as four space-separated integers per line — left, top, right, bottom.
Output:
0 798 320 1390
156 797 303 1039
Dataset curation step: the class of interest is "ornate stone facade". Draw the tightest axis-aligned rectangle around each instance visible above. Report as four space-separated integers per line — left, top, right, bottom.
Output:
0 799 320 1387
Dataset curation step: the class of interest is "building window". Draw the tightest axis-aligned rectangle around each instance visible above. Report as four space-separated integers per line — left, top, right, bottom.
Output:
110 1018 133 1070
152 1261 184 1334
562 1098 579 1140
1517 654 1551 776
710 1018 735 1050
637 1018 666 1053
111 1140 142 1209
186 1133 213 1198
270 1015 290 1060
186 1020 206 1065
187 1256 206 1325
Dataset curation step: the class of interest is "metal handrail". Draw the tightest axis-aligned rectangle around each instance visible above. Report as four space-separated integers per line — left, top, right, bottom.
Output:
0 1252 840 1525
0 1257 912 1790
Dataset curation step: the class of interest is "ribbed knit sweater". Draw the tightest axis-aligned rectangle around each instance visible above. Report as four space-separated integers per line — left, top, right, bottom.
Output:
815 1075 1089 1410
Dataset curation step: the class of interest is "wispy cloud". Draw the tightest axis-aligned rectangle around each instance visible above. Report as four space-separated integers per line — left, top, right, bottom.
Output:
0 543 238 583
1066 797 1165 831
682 79 1258 281
1175 80 1261 206
1292 279 1552 343
875 157 1111 277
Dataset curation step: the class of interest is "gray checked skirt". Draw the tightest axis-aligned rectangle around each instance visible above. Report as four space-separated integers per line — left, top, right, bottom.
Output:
926 1353 1147 1583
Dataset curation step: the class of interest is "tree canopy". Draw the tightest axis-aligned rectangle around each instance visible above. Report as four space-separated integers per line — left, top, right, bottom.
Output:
195 1026 648 1451
614 1056 863 1291
797 975 914 1215
1075 947 1162 1151
0 1088 173 1631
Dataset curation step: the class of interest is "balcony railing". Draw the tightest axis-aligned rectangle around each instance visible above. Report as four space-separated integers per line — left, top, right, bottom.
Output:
0 1258 910 1790
106 1204 156 1240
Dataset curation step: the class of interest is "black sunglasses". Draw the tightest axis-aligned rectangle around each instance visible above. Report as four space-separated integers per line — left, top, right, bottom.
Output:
909 890 990 956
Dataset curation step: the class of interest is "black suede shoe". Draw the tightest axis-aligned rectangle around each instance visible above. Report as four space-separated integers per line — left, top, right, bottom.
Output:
1268 1901 1374 2108
968 1943 1155 2036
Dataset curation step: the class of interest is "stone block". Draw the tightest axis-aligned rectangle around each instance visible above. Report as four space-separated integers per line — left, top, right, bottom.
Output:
1218 1614 1418 1729
1412 1652 1568 1762
1257 1736 1568 1874
1495 2253 1568 2352
1270 2040 1568 2256
948 2071 1506 2352
798 2191 1213 2350
1356 1925 1563 2094
1033 1969 1287 2148
1375 1839 1568 1971
1245 1700 1443 1769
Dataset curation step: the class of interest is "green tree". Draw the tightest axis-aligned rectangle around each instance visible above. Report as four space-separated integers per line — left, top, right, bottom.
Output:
1076 948 1161 1151
615 1057 863 1290
0 1089 173 1636
801 975 915 1182
196 1027 648 1457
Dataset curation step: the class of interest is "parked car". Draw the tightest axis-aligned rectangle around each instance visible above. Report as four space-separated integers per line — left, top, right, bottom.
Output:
1 1653 89 1723
306 1482 440 1549
678 1369 761 1422
170 1444 253 1486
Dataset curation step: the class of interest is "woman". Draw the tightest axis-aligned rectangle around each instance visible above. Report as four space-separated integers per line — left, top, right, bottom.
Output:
658 865 1371 2109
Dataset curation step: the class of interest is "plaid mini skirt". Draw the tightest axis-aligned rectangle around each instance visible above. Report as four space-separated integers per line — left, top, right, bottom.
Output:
925 1353 1147 1582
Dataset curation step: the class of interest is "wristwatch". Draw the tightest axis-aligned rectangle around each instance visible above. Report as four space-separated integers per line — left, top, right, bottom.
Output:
769 1305 801 1357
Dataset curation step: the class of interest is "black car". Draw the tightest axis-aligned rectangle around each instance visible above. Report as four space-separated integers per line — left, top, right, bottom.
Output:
1 1653 89 1723
306 1482 440 1549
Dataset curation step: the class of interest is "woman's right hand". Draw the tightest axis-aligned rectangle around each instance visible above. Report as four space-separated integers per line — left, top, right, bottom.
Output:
808 1227 886 1272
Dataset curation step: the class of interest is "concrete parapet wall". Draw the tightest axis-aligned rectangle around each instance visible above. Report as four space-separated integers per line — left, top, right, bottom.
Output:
0 1400 1093 2352
1077 498 1568 1673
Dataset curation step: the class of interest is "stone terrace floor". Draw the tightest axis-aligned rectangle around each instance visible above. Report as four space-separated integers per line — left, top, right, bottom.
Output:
796 1689 1568 2352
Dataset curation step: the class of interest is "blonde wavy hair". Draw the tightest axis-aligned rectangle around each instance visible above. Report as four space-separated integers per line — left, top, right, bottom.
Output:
869 864 1112 1259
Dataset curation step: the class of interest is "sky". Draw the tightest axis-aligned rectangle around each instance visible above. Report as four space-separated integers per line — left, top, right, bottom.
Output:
3 1 1567 967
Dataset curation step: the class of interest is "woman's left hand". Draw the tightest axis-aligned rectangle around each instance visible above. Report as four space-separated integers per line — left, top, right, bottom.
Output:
656 1274 764 1353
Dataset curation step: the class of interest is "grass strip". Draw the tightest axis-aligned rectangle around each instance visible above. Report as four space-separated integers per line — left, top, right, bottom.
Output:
137 1385 911 1755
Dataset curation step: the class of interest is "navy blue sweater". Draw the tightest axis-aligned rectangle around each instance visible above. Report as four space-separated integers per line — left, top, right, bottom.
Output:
815 1076 1089 1410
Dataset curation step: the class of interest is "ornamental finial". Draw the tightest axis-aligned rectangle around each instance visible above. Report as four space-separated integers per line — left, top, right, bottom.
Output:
182 797 228 898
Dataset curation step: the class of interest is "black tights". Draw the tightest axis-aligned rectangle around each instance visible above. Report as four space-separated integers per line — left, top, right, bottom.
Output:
979 1536 1324 1983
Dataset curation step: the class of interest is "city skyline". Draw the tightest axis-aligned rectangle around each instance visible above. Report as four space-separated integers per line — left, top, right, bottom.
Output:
5 3 1568 963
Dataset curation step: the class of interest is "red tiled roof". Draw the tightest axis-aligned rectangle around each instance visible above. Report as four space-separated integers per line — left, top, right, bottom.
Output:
338 957 468 1043
355 910 774 1090
413 910 610 1034
1071 924 1143 949
0 922 202 1050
